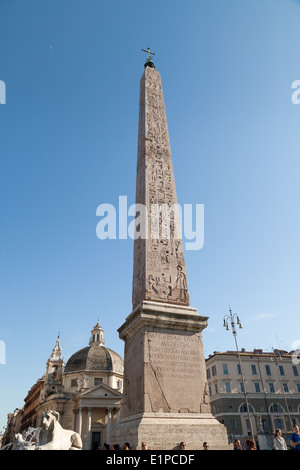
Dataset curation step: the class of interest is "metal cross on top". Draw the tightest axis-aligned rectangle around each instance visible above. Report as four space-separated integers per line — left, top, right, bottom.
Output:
141 47 156 61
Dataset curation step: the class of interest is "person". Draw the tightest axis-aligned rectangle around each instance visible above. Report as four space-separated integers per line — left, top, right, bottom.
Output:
203 442 209 450
290 424 300 450
273 429 287 450
247 440 256 450
123 442 130 450
233 439 243 450
113 444 120 450
179 441 186 450
141 441 150 450
103 443 110 450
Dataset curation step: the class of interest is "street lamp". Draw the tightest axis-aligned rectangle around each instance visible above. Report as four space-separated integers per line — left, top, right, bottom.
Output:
223 308 255 442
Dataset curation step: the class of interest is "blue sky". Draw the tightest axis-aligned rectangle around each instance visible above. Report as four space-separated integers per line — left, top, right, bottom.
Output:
1 0 300 432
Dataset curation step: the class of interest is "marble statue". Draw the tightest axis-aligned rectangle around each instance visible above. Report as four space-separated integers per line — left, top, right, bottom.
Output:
12 411 82 450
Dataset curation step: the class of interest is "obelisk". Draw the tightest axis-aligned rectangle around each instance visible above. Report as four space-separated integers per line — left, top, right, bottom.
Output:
132 48 190 311
112 51 229 450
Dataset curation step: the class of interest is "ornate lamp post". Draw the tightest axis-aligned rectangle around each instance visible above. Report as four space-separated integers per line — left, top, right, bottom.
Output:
223 308 255 442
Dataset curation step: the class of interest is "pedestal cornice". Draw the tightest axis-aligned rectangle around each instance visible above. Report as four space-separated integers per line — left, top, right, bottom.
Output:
118 300 209 341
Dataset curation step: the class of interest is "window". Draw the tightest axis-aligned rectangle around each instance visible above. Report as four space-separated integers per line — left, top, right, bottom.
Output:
237 363 241 375
223 363 228 375
94 378 103 385
209 386 212 396
282 383 289 393
240 404 254 413
71 379 78 388
279 365 285 376
265 365 272 376
254 382 261 393
292 366 299 377
269 383 275 393
296 384 300 393
251 364 257 375
240 382 245 393
262 418 271 430
212 365 217 376
230 419 236 431
274 418 284 429
214 383 218 394
270 404 283 413
206 369 211 380
225 382 231 393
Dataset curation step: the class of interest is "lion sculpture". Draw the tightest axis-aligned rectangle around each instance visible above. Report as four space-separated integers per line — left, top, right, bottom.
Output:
12 411 82 450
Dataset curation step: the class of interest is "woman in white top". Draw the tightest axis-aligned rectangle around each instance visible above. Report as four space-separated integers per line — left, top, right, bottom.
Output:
273 429 287 450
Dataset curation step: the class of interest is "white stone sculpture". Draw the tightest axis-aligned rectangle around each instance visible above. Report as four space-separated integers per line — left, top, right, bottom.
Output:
12 411 82 450
12 433 36 450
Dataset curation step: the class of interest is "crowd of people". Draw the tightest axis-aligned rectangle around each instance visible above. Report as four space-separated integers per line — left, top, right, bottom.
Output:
233 424 300 451
101 441 205 450
100 424 300 451
102 442 146 450
102 442 132 450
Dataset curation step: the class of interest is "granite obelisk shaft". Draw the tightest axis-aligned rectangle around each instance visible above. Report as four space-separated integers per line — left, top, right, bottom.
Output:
132 66 190 311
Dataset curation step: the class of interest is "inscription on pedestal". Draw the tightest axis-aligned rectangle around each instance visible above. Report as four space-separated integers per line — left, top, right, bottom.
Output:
144 330 207 413
147 332 202 380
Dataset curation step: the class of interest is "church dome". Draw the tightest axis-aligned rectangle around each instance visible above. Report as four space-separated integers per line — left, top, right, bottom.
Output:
64 322 123 374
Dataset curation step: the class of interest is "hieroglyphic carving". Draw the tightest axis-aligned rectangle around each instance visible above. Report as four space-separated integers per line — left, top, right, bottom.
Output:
132 66 190 309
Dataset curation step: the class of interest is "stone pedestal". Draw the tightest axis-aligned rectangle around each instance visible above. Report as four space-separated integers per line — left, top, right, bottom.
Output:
257 433 271 450
111 301 229 450
112 412 229 450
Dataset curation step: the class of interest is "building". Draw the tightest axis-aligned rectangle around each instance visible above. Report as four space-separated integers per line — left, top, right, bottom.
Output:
21 378 43 432
1 408 23 448
206 349 300 447
2 321 124 450
35 321 123 450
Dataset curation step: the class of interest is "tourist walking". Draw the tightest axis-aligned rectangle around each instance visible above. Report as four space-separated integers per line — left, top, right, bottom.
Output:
273 429 287 450
233 439 243 450
246 439 256 450
290 424 300 450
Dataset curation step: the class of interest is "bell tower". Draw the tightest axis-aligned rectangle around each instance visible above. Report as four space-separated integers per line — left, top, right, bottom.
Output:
45 335 64 396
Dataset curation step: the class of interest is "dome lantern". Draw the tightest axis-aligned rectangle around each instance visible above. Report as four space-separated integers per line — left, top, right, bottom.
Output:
89 320 105 346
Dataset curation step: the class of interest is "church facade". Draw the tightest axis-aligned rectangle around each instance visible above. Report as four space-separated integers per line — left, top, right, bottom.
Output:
22 322 123 450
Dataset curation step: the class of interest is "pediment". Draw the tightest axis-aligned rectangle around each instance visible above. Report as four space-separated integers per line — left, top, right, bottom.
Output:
80 382 122 400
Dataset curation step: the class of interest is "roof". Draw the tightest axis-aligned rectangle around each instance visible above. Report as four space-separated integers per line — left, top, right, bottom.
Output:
64 344 123 374
206 349 294 360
